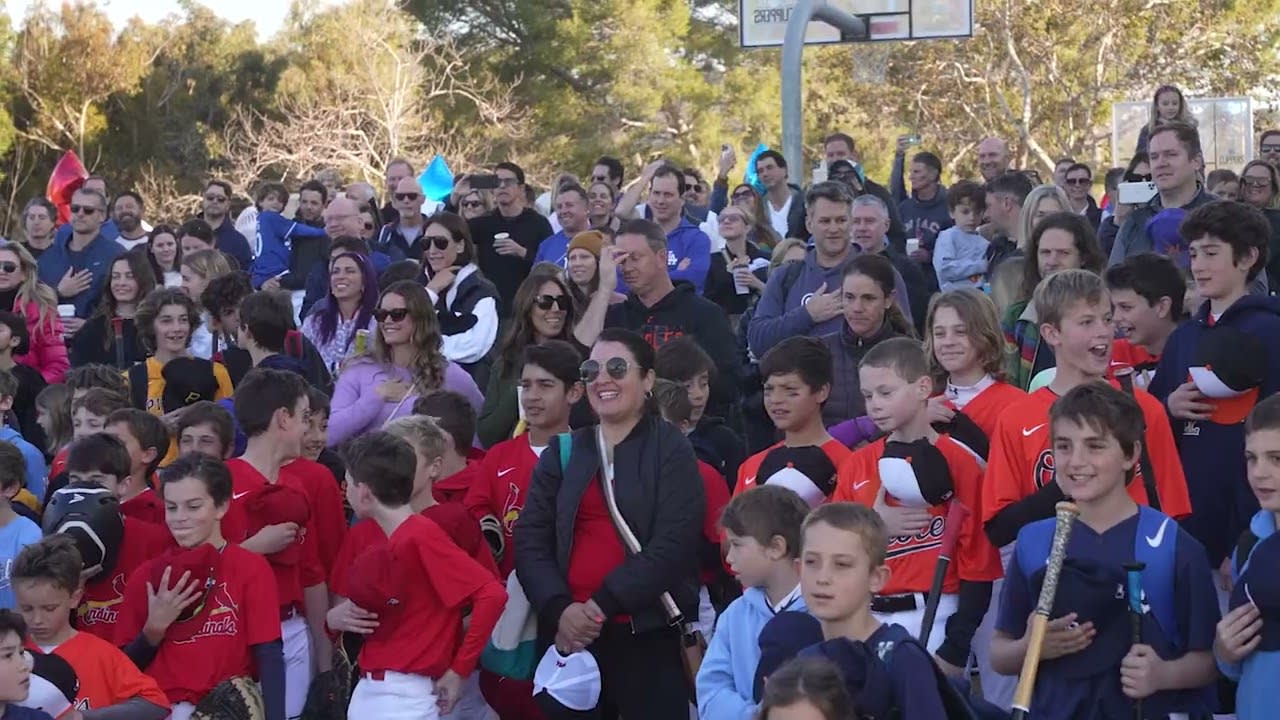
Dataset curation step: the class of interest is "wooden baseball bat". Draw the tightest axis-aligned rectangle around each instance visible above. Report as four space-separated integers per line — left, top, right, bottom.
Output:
1010 501 1080 720
919 500 970 647
1114 367 1160 511
1123 562 1146 720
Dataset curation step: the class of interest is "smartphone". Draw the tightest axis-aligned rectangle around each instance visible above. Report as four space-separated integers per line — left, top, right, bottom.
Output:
904 134 921 146
1118 181 1158 205
57 304 76 319
470 174 500 190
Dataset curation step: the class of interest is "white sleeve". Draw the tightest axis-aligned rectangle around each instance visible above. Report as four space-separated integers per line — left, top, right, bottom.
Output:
440 296 499 365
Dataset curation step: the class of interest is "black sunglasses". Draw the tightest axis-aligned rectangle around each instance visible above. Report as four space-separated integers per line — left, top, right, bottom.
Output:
427 236 455 251
731 189 755 199
580 357 630 383
395 192 421 201
373 308 411 322
69 204 100 215
1064 178 1091 186
1261 145 1280 153
462 200 483 209
534 294 570 311
1124 173 1152 183
0 262 18 273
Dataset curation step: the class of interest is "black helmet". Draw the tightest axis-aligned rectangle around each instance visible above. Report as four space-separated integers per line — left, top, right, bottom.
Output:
42 485 125 581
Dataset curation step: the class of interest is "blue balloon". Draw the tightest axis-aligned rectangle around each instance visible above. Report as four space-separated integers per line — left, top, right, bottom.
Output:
743 143 769 194
418 154 454 202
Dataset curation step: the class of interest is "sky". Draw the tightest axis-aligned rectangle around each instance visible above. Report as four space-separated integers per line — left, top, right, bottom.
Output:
6 0 343 40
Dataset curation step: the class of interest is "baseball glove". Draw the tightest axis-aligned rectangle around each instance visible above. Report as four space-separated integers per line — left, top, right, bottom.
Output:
301 641 353 720
192 676 265 720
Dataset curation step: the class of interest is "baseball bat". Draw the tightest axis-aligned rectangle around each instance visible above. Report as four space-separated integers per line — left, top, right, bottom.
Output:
111 316 126 369
1114 367 1161 511
919 500 970 647
1010 501 1080 720
1123 562 1146 720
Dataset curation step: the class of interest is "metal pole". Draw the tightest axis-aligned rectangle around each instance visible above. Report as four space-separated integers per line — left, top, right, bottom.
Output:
781 1 868 174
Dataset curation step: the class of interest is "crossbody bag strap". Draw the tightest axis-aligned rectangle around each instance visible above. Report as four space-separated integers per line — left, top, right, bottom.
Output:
594 425 686 627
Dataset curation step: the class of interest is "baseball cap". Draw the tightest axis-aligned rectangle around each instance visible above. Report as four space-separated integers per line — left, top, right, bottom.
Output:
22 651 77 718
754 611 825 701
243 484 310 567
152 543 220 623
1229 532 1280 651
936 413 989 468
1035 557 1130 679
533 647 601 714
797 637 893 720
161 358 221 413
1188 326 1267 424
345 543 404 639
756 445 838 508
878 439 954 508
42 484 124 581
1146 208 1189 268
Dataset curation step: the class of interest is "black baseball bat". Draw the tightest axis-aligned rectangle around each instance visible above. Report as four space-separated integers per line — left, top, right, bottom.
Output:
1115 367 1160 511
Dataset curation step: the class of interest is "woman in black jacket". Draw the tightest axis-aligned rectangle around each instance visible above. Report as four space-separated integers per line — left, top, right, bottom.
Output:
70 249 155 368
516 327 705 720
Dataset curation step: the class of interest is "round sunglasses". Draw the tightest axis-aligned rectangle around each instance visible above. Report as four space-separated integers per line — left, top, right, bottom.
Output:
580 357 630 383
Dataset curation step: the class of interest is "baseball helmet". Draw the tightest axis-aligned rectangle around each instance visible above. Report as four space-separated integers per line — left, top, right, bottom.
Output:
41 484 124 581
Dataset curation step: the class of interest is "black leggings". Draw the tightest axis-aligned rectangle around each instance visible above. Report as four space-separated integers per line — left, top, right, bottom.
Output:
542 623 690 720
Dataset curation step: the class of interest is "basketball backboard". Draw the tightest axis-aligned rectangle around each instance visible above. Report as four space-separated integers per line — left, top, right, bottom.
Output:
1111 96 1254 174
739 0 974 48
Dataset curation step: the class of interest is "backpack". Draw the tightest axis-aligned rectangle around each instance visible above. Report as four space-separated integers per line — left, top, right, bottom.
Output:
1016 506 1179 649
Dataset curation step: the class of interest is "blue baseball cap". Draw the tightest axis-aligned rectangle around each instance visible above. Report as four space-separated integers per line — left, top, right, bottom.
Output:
754 611 824 701
1033 557 1131 679
1229 532 1280 651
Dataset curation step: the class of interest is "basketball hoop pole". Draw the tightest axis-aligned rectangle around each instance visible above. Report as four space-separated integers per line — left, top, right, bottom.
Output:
781 0 867 173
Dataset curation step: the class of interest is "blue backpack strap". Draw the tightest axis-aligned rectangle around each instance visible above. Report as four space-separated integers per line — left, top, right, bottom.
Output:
557 432 572 476
1132 506 1179 649
1013 516 1059 579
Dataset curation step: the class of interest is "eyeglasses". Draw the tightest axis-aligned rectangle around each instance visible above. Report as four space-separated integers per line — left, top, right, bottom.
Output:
1243 177 1273 188
427 235 455 250
462 200 483 209
1064 177 1091 186
590 175 610 183
0 262 18 273
718 214 745 223
373 307 411 323
204 195 228 203
731 189 755 200
534 294 570 311
1123 173 1152 183
394 193 421 201
580 357 630 383
1261 144 1280 154
69 205 100 215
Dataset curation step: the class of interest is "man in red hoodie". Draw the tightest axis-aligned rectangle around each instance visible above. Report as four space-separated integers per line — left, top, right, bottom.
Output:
414 390 483 503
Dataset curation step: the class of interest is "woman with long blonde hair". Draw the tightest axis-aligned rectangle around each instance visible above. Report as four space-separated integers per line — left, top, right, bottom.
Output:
1016 184 1071 250
325 280 482 446
0 241 66 382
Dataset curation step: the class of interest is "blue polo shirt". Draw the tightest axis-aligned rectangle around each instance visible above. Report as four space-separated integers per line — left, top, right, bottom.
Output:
997 511 1219 720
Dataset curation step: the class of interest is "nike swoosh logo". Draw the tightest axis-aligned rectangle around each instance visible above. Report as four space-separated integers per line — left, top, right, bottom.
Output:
232 491 251 500
744 476 757 487
1022 424 1046 437
498 468 515 477
853 480 871 491
1145 517 1170 548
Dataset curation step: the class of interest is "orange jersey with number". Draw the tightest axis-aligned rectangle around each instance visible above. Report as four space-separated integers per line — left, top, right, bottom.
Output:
833 436 1002 594
982 384 1192 525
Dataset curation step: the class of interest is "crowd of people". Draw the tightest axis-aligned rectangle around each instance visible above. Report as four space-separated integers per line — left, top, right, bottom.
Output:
0 81 1271 720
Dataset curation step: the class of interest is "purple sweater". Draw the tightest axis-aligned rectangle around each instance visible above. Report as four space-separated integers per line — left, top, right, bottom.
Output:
325 357 483 447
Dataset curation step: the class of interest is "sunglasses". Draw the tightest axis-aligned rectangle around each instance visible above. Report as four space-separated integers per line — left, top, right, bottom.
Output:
534 294 570 311
1261 145 1280 153
462 200 483 209
580 357 630 383
1064 177 1091 186
0 262 18 273
69 205 100 215
590 175 610 183
718 213 746 223
427 235 455 250
731 189 755 200
373 307 411 322
1243 177 1273 188
394 193 421 201
1123 173 1153 183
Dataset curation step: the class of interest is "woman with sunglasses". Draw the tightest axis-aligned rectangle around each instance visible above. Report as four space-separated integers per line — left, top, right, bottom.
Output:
0 242 67 383
117 453 286 720
476 266 592 446
459 188 494 221
1238 160 1280 210
515 327 704 720
146 225 183 289
70 249 156 368
326 280 482 447
301 252 378 374
586 180 620 233
422 212 500 386
704 205 770 322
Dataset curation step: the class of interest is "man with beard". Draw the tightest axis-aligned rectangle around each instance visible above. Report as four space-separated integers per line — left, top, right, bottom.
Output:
111 192 149 251
200 180 253 270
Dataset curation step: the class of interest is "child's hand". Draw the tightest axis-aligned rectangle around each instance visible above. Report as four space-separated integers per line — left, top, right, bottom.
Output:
1038 613 1095 660
435 669 464 714
1120 644 1165 699
143 567 204 641
327 600 380 635
873 485 932 537
1167 382 1213 421
1215 602 1262 664
927 396 956 425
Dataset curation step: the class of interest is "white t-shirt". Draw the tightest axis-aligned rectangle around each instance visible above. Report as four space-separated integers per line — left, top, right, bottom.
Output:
767 194 793 238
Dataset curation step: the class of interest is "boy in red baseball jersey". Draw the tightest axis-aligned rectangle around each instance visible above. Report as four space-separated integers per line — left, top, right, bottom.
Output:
220 369 330 718
328 432 506 719
115 453 285 720
735 337 850 499
280 453 346 579
413 391 482 504
62 434 170 643
12 535 169 719
104 409 170 527
984 269 1191 552
832 338 1001 670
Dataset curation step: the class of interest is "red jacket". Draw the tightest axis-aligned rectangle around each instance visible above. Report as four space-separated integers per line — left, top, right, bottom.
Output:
13 299 67 383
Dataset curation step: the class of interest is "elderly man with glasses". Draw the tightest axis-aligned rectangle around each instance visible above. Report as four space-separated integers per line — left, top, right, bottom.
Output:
36 187 124 325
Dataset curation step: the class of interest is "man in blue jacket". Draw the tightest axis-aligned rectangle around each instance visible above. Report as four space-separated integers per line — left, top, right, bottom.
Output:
200 180 253 269
648 165 711 294
36 188 122 325
53 176 117 245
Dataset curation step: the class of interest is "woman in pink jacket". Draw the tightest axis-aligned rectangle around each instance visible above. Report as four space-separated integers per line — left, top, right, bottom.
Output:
0 242 67 383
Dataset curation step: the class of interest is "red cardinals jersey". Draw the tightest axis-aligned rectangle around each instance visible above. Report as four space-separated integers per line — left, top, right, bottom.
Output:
948 381 1026 439
115 544 281 705
434 460 483 505
27 631 169 712
734 439 851 496
120 488 165 529
77 517 171 642
463 435 541 577
353 515 507 678
982 385 1192 525
834 436 1002 594
221 459 322 612
281 458 347 577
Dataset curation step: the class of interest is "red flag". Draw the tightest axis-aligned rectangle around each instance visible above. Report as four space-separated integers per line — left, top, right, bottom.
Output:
46 150 88 224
